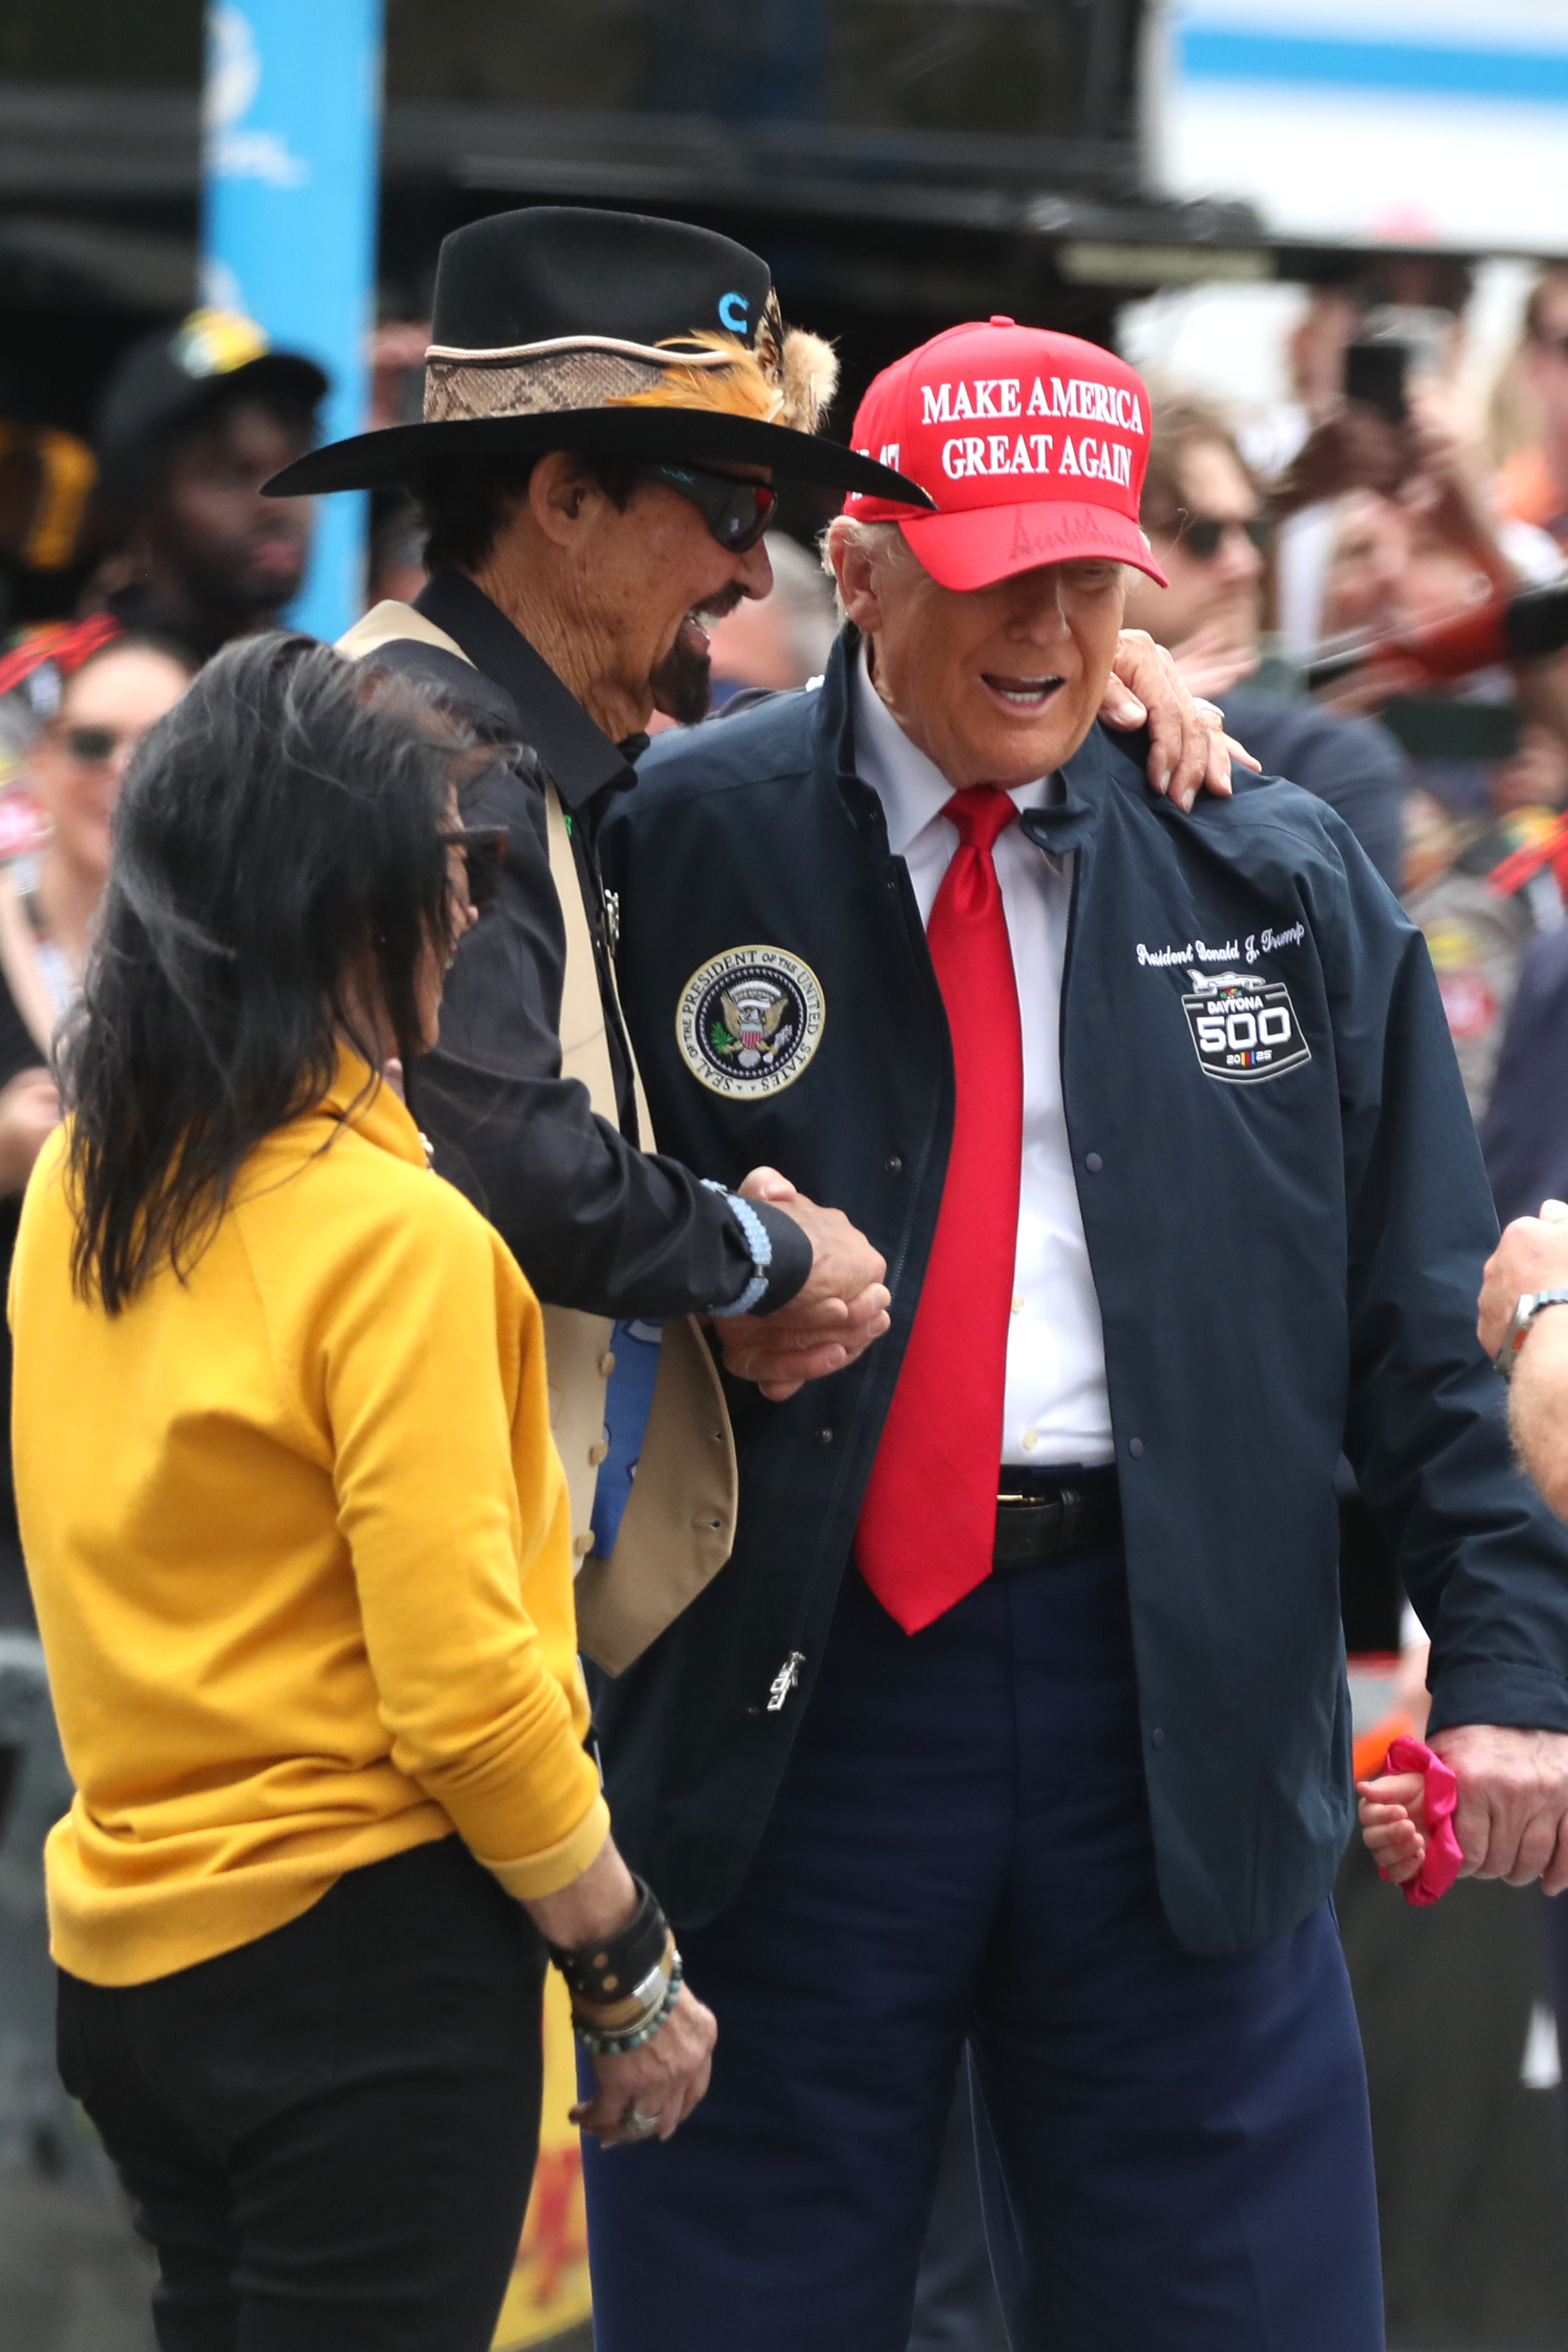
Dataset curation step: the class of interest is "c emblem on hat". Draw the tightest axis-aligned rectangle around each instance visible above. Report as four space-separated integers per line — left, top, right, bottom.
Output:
676 946 825 1099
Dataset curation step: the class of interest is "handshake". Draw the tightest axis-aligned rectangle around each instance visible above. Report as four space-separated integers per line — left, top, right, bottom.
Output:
715 1167 891 1402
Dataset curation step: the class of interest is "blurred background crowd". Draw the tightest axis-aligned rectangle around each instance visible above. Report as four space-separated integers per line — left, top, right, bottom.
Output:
7 3 1568 2349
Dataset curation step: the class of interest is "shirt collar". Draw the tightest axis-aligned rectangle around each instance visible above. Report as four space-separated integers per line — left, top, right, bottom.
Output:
414 570 638 813
310 1045 429 1170
849 640 1058 853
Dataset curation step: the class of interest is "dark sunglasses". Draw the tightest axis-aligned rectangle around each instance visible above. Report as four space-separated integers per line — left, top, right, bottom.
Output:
63 724 132 764
638 463 778 554
439 825 508 911
1165 515 1273 563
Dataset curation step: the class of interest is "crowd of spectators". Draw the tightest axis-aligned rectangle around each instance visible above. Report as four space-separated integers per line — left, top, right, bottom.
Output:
1133 269 1568 1141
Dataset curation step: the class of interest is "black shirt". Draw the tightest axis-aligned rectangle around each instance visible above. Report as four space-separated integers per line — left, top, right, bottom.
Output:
378 572 811 1320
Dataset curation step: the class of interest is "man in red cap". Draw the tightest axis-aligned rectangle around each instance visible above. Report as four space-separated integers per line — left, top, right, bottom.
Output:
580 321 1568 2351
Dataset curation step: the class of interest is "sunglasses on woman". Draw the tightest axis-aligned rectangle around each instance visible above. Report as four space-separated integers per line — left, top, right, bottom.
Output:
63 724 135 765
1162 515 1273 563
638 463 778 553
438 825 508 911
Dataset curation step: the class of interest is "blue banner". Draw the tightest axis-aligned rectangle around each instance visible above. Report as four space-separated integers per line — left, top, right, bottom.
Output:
201 0 384 642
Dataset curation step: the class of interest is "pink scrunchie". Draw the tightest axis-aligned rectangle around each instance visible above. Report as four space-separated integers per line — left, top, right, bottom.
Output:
1382 1735 1465 1906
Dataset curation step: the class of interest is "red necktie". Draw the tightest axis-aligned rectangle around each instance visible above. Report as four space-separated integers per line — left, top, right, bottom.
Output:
857 787 1024 1633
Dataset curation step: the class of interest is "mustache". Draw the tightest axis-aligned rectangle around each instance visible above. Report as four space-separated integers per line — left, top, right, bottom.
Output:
693 584 745 627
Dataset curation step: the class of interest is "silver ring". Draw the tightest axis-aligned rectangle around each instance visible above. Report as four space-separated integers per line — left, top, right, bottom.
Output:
620 2104 661 2139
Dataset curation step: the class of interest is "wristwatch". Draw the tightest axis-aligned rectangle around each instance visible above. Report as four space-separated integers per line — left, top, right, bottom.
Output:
1495 1288 1568 1379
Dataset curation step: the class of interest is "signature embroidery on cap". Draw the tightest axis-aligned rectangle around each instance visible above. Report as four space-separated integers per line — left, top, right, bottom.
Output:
1180 969 1311 1086
676 946 826 1099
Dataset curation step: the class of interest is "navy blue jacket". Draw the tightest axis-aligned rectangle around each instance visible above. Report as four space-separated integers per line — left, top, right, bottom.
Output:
596 630 1568 1956
1483 923 1568 1227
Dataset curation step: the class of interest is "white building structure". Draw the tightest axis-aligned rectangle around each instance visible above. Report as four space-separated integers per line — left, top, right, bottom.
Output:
1153 0 1568 252
1130 1 1568 410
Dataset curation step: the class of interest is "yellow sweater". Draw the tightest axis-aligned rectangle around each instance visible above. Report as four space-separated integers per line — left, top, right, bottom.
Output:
10 1053 609 1986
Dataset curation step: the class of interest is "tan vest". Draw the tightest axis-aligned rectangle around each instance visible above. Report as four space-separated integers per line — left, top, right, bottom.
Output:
337 601 738 1671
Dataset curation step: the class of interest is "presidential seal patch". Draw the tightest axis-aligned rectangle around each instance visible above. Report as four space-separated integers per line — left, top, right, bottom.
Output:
676 946 826 1098
1180 968 1310 1086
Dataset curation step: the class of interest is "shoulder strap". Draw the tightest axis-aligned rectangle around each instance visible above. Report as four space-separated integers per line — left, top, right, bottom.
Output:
544 781 619 1117
543 781 655 1141
335 600 472 666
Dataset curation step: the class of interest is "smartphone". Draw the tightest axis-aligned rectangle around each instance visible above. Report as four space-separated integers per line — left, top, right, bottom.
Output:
1344 340 1409 428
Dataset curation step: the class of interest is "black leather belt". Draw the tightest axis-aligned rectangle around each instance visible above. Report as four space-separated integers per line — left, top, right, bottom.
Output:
993 1465 1121 1573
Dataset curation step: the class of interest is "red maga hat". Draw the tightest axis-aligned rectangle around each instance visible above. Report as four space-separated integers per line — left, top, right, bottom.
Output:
845 318 1168 593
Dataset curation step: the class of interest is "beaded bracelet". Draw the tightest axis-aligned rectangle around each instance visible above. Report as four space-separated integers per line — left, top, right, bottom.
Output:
574 1956 685 2057
703 1181 774 1318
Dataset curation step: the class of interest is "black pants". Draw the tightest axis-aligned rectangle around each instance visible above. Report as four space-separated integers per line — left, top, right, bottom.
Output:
56 1836 547 2352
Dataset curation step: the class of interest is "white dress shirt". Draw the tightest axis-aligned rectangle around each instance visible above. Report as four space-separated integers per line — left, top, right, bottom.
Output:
851 649 1115 1467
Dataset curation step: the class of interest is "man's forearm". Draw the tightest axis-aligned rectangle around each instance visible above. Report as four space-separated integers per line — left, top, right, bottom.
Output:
417 1054 809 1322
1510 1308 1568 1522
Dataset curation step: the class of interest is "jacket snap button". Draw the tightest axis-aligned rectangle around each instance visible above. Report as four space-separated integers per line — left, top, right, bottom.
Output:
598 1351 617 1378
1085 1151 1103 1173
1128 1437 1145 1458
885 1155 904 1174
817 1427 834 1446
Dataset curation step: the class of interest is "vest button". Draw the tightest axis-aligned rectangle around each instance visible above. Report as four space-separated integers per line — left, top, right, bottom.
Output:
817 1427 834 1446
885 1155 904 1174
598 1351 617 1378
572 1532 595 1558
1128 1437 1145 1458
1085 1151 1103 1173
587 1439 610 1467
1151 1726 1166 1748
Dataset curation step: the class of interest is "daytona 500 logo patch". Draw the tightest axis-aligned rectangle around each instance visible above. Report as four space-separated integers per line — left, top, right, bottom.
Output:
676 946 826 1099
1180 970 1310 1085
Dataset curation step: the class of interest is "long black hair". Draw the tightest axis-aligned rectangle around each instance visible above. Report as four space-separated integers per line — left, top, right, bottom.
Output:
61 632 470 1313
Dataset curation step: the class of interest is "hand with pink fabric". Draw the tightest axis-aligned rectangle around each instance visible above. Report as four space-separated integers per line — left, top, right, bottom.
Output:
1357 1737 1465 1906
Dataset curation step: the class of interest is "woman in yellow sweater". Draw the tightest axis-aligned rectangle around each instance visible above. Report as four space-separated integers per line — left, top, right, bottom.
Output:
9 635 714 2351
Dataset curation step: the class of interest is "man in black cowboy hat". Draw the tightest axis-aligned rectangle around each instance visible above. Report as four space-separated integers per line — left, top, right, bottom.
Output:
262 204 1242 2014
265 202 1237 1405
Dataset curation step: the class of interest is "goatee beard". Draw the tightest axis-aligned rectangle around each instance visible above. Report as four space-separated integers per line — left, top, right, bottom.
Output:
651 636 713 728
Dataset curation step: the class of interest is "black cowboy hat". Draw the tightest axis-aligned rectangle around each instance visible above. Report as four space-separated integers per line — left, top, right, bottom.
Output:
263 206 932 509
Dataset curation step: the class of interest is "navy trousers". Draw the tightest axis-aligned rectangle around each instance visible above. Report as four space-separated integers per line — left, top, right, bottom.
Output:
583 1541 1383 2351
